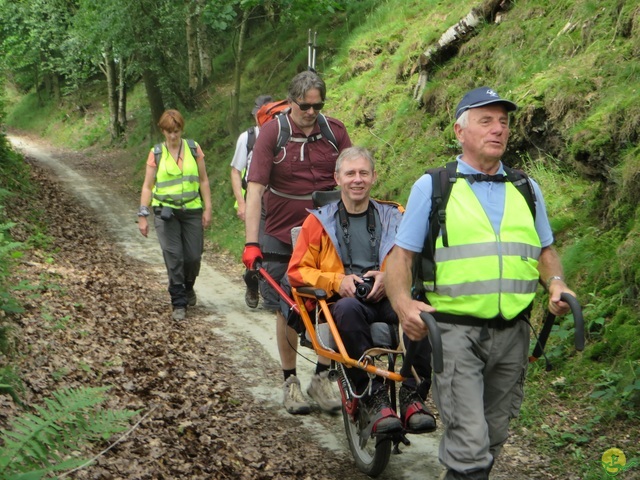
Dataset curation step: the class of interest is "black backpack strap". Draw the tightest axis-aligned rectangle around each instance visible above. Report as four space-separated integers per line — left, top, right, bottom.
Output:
434 162 458 249
274 113 338 155
504 166 536 219
246 126 256 155
317 114 338 152
185 138 198 159
275 114 291 155
412 162 457 298
152 143 163 184
153 143 163 167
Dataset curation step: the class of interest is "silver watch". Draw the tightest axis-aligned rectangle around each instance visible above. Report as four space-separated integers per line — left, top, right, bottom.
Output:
546 275 564 289
137 205 151 217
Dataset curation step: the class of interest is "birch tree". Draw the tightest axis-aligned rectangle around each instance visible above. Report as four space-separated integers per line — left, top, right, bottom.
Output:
413 0 514 101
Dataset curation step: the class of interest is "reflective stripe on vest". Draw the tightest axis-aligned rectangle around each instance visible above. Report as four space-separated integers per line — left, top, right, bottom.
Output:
425 179 541 320
152 140 202 209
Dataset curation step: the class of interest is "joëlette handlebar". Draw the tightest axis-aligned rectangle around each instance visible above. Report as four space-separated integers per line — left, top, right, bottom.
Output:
253 262 300 314
561 292 584 351
400 311 443 376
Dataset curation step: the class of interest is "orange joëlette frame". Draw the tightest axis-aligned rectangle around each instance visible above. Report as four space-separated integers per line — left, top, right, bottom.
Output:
292 286 406 382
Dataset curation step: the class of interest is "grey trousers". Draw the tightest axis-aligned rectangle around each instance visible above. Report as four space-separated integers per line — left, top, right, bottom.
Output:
433 320 529 478
154 208 203 308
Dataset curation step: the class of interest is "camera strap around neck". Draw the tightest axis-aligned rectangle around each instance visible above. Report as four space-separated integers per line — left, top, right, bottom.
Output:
337 200 379 274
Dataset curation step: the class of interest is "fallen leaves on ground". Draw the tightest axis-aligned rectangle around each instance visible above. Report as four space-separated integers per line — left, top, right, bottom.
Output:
0 158 362 480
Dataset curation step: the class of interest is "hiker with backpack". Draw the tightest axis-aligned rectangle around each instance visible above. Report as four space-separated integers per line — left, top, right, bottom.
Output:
138 109 212 322
230 94 274 309
242 70 352 414
385 87 576 479
230 94 273 222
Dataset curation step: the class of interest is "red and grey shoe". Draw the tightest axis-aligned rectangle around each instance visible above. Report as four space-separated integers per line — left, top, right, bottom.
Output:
399 385 437 433
363 387 402 435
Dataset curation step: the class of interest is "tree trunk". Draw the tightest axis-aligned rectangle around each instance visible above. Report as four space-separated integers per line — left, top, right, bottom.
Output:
142 66 165 138
264 0 278 27
196 0 211 85
118 58 127 135
229 8 249 138
413 0 513 100
51 74 61 104
186 1 199 93
43 71 51 98
102 49 120 141
34 64 43 106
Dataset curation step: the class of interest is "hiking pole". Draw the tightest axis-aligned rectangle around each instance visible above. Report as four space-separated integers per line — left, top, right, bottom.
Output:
529 292 584 370
307 29 317 72
307 29 312 70
312 31 317 71
400 311 443 378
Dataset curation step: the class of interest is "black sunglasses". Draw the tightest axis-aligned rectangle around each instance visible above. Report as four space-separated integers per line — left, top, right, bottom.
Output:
293 99 325 111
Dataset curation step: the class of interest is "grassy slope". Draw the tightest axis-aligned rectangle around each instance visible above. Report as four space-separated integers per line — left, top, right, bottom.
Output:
4 0 639 477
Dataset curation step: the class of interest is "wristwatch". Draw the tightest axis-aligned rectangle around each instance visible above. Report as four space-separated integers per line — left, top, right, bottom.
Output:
546 275 564 289
137 205 151 217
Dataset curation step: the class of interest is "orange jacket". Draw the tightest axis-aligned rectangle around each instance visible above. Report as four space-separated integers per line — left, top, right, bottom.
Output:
287 200 403 297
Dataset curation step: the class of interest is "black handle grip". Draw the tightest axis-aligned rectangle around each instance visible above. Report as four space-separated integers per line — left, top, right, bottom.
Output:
296 286 327 300
400 312 443 377
561 292 584 351
532 292 584 361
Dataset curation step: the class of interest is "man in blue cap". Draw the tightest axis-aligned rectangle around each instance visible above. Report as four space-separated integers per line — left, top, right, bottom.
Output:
386 86 576 479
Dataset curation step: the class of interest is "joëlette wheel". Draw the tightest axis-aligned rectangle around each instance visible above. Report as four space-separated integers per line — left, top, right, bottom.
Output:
341 402 391 477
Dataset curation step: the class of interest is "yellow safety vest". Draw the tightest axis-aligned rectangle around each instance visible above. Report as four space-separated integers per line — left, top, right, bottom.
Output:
426 179 541 319
151 140 202 209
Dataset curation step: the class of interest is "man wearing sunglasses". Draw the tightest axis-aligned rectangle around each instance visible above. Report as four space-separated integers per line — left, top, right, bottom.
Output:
242 70 352 414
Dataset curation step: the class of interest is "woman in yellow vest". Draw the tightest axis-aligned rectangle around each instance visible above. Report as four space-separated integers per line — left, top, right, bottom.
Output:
137 110 212 321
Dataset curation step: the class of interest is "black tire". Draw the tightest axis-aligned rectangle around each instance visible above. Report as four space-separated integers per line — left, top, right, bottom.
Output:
342 402 392 477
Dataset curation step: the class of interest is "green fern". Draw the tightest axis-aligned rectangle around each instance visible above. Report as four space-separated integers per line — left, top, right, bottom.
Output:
0 386 138 478
0 366 24 407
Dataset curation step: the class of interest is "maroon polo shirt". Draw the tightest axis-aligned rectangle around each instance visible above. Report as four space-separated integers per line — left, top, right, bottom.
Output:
248 113 351 245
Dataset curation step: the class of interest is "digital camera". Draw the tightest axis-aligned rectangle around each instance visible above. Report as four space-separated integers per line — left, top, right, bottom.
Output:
355 276 374 301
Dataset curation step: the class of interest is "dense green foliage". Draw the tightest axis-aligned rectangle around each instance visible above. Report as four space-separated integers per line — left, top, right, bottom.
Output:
1 0 639 477
0 68 31 405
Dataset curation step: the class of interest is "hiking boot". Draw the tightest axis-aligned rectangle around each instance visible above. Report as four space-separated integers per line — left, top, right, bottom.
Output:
399 385 436 433
187 289 197 307
172 307 187 321
307 371 342 413
442 467 492 480
283 375 311 415
244 270 260 308
362 387 402 435
245 285 259 308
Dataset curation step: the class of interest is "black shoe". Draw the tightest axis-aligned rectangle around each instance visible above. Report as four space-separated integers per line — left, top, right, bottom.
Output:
187 289 197 307
245 286 259 308
399 385 436 433
363 387 402 435
243 270 260 308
